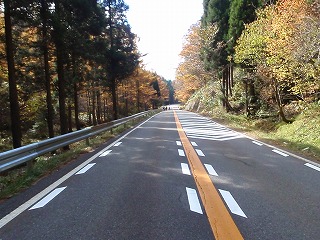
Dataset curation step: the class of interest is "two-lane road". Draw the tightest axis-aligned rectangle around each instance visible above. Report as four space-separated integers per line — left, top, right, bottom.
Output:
0 110 319 239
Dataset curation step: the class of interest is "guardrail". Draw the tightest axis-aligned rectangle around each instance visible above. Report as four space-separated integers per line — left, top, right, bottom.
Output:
0 110 159 173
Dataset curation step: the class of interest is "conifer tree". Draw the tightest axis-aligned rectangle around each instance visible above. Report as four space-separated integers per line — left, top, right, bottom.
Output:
3 0 22 148
227 0 261 54
100 0 139 120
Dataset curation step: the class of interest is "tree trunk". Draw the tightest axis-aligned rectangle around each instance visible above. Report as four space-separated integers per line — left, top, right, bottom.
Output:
73 82 80 130
87 91 92 125
54 0 68 137
96 90 102 124
71 52 81 130
68 101 73 132
244 79 249 116
225 68 229 98
103 98 107 122
273 78 292 123
111 78 118 120
221 74 226 108
136 80 140 112
229 63 233 96
223 68 232 112
92 89 97 125
41 0 54 138
4 0 22 148
125 91 128 117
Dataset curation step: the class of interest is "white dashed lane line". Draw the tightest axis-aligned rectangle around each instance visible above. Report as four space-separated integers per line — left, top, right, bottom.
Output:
218 189 247 218
252 141 263 146
181 163 191 175
272 149 289 157
178 149 185 157
99 150 112 157
305 163 320 172
175 122 246 219
191 142 198 146
75 163 96 175
114 142 122 147
29 187 67 210
204 164 218 176
195 149 205 157
186 187 203 214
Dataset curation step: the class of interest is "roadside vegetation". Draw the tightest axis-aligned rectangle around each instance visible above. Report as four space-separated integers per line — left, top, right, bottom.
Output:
0 1 175 152
175 0 319 161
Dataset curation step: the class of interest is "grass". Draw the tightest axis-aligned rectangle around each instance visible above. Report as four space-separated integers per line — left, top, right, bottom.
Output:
0 119 141 201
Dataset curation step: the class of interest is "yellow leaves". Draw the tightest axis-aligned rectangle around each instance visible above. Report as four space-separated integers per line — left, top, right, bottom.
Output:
235 0 318 86
175 22 214 103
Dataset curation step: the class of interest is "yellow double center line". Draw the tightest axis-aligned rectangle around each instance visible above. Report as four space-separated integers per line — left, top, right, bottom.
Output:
174 111 244 240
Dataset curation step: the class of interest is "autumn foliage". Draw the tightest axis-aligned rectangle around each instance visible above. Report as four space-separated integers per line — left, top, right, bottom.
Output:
0 1 169 150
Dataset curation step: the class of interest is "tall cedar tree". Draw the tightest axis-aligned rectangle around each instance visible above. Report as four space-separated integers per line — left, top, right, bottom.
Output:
52 0 68 136
101 0 139 120
202 0 230 70
227 0 261 55
4 0 22 148
64 0 105 129
8 0 56 139
41 0 55 138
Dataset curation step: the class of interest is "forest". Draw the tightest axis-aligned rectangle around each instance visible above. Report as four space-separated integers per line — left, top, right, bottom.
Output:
1 0 319 154
0 0 173 152
175 0 319 122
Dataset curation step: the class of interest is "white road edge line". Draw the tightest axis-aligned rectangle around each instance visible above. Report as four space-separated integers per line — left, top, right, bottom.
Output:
176 141 182 146
181 163 191 175
114 142 122 147
178 149 185 157
186 187 203 214
272 149 289 157
218 189 247 218
195 149 205 157
252 141 263 146
204 164 218 176
75 163 96 175
305 163 320 172
0 113 160 229
99 150 112 157
29 187 67 210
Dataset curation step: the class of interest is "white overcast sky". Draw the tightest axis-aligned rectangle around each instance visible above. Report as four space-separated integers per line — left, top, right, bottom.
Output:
125 0 203 80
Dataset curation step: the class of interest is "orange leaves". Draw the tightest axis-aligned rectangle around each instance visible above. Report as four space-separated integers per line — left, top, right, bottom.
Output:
175 22 213 103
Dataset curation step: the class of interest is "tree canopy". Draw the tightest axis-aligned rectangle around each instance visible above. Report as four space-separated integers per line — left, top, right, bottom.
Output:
0 0 171 150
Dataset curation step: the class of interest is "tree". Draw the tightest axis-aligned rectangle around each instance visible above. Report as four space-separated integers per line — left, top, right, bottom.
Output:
166 80 175 104
176 22 214 103
52 0 68 136
40 0 55 138
202 0 230 70
101 0 139 119
4 0 22 148
234 0 319 122
227 0 261 54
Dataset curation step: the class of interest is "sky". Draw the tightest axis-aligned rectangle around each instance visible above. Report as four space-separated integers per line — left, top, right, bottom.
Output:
125 0 203 80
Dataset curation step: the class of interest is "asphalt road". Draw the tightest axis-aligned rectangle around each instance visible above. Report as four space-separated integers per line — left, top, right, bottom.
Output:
0 110 319 239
